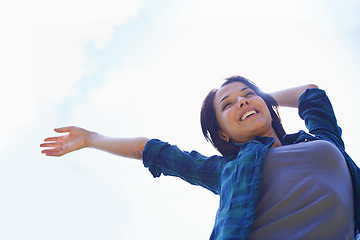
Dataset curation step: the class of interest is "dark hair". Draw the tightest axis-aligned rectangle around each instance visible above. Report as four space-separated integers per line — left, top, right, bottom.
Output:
200 75 286 156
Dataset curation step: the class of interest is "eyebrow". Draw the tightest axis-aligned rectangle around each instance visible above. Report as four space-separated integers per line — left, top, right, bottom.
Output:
219 87 251 106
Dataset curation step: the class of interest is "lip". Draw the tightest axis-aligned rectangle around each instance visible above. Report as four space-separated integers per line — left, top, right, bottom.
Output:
239 108 259 121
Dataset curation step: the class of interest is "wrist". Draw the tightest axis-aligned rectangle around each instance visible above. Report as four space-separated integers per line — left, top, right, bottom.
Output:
85 131 100 148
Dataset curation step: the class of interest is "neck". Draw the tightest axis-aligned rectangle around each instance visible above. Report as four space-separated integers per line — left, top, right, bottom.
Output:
266 130 282 148
272 137 282 148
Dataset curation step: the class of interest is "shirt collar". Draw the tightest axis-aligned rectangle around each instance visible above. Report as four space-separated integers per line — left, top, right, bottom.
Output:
282 130 318 146
234 136 276 151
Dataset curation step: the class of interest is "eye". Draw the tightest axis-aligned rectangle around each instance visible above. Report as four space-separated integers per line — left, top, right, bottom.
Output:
222 102 231 110
245 91 255 98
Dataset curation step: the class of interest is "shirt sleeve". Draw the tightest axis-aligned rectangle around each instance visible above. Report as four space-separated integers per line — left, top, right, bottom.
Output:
142 139 222 194
298 88 345 149
299 88 360 235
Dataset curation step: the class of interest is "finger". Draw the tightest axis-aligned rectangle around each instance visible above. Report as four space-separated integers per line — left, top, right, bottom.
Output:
41 146 62 153
54 126 73 133
40 142 62 148
42 147 65 156
43 136 64 142
43 151 63 157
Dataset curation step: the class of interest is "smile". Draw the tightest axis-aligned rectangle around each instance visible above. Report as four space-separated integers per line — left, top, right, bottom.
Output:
241 110 257 121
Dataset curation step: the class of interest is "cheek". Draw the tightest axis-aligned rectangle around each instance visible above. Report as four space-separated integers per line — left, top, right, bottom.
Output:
222 111 236 126
217 112 234 133
256 99 271 119
264 108 272 121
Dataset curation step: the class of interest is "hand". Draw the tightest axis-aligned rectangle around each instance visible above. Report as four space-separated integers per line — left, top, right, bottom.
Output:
40 126 91 157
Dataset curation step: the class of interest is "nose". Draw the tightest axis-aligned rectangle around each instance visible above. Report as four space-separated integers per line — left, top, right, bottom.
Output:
236 97 249 109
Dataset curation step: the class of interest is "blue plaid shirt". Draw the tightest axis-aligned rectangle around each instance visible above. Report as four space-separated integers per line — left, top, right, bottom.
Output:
143 89 360 239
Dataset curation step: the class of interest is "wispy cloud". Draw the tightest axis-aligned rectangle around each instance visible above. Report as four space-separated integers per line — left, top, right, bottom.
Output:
0 0 142 147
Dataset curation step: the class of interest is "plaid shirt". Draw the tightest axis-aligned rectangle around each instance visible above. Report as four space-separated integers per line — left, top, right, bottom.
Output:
143 88 360 239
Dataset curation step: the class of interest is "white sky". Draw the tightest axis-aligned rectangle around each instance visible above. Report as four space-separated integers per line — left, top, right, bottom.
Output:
0 0 359 239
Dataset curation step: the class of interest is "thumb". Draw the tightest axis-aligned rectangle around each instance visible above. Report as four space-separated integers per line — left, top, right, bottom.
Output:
54 126 73 133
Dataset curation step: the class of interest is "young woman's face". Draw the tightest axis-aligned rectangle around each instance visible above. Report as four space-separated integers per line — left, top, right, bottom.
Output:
213 82 276 144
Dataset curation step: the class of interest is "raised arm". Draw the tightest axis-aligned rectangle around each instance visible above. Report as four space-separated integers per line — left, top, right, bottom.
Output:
40 126 149 160
270 84 319 108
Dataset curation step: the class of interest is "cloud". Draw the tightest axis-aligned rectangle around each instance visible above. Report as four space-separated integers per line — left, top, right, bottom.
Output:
0 0 142 147
0 1 359 239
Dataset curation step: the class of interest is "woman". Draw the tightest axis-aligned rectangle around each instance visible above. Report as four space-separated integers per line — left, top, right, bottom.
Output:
41 76 360 239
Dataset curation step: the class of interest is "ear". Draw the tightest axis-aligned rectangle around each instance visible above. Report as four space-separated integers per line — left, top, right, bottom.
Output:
218 131 230 142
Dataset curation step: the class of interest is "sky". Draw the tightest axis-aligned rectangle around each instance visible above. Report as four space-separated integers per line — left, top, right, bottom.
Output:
0 0 359 239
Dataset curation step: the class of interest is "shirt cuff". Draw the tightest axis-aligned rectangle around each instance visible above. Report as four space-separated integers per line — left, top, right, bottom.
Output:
142 139 168 178
298 88 326 120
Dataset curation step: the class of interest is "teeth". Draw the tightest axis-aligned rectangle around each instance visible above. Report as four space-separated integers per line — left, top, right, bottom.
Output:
241 110 257 121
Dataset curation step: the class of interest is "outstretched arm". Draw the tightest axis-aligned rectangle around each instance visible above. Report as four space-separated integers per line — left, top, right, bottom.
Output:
270 84 319 108
40 126 149 160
